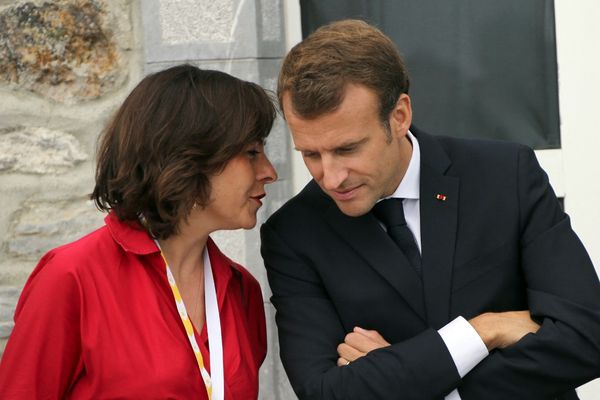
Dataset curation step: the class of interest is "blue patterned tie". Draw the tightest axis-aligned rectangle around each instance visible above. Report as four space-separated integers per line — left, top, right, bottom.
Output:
373 198 422 277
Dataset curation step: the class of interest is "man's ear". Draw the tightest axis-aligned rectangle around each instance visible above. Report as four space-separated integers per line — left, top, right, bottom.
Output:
389 93 412 139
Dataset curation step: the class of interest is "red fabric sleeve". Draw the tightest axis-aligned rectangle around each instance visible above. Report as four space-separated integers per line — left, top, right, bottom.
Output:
0 251 84 399
248 279 267 367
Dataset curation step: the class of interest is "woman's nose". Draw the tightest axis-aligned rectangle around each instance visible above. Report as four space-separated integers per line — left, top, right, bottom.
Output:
258 153 278 184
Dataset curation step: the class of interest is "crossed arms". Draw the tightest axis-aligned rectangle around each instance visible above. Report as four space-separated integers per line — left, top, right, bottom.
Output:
261 146 600 399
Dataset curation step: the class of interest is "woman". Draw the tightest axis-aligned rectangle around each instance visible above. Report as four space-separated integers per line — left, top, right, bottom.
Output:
0 65 277 399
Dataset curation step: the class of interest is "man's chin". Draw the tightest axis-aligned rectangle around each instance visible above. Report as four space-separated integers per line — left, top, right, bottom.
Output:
334 199 372 218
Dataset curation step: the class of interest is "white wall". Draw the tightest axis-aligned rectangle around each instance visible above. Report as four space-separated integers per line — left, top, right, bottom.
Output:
555 1 600 396
555 0 600 274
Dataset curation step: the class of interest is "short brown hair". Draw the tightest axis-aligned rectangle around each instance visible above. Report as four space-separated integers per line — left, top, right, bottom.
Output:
278 19 409 123
92 64 276 239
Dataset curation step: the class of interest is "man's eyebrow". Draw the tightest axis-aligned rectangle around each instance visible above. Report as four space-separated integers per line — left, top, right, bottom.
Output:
295 137 368 152
335 137 368 148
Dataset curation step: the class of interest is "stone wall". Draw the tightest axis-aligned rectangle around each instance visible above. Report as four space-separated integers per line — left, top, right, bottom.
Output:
0 0 141 345
0 0 294 397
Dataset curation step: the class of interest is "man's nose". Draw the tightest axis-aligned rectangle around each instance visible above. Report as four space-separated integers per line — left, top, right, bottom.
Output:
321 157 347 190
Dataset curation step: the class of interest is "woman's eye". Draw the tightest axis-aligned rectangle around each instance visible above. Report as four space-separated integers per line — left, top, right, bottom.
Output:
245 142 265 158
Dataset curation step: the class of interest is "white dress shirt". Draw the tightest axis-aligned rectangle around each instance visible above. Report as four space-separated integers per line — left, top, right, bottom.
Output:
376 130 488 399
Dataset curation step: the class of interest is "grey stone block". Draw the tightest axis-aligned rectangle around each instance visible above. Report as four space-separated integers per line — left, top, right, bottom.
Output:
141 0 285 63
0 0 129 104
0 286 19 340
0 127 88 174
0 321 14 340
0 262 36 287
5 199 105 260
0 286 19 323
0 338 7 358
256 0 285 57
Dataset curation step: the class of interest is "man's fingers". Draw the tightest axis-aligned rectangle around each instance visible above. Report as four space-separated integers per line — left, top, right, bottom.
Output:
344 332 373 353
337 357 351 367
354 327 391 345
337 328 392 365
506 311 540 332
345 329 391 353
469 310 542 350
337 342 365 362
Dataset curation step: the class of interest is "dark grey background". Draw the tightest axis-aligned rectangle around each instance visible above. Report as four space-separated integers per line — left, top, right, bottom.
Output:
300 0 560 149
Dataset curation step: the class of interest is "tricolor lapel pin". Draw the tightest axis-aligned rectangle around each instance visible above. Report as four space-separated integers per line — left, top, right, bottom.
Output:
435 194 447 201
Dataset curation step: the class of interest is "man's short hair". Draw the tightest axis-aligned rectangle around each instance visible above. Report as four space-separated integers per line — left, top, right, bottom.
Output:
278 19 410 123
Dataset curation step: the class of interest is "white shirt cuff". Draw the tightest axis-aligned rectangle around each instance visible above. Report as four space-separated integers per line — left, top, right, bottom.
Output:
438 316 489 378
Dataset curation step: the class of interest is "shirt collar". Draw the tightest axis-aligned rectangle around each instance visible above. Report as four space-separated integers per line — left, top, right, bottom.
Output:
105 210 241 279
105 211 160 255
388 129 420 200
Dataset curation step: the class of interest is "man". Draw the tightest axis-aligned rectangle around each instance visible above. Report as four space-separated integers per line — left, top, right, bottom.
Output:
261 20 600 399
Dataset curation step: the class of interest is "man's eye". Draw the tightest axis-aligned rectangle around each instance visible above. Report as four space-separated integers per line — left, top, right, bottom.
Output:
246 149 260 157
336 146 356 154
302 151 319 159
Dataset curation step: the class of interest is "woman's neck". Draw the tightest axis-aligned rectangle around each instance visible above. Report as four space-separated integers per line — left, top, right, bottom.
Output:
159 235 207 278
157 217 210 278
157 221 210 330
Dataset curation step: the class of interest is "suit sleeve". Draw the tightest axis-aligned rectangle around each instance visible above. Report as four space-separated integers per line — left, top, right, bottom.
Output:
458 146 600 399
0 252 83 399
261 222 461 400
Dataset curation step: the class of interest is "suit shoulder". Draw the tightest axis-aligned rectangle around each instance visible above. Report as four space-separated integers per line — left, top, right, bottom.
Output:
264 180 329 229
433 134 530 172
436 134 526 156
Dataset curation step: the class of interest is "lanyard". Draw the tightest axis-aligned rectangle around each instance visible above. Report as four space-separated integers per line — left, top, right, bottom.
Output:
155 241 224 400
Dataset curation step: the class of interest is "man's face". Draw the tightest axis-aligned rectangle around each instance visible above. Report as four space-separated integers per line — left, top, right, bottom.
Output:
283 84 413 217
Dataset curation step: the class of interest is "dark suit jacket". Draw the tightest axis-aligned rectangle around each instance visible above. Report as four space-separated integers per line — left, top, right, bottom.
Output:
261 127 600 400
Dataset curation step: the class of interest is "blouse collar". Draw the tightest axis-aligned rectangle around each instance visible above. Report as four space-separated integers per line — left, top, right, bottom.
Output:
104 211 241 302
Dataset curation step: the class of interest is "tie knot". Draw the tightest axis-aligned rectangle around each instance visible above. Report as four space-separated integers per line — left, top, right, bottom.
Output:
373 198 407 229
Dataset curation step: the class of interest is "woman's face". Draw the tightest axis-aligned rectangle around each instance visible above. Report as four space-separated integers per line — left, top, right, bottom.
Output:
201 142 277 230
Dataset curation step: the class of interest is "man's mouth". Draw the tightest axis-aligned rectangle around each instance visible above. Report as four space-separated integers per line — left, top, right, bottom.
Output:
330 185 362 201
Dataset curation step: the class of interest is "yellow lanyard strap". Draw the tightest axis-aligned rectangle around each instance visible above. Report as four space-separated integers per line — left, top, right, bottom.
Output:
156 241 224 400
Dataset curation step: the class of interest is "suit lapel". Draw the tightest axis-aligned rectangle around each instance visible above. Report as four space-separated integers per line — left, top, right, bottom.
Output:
416 129 459 329
315 127 458 327
323 201 426 321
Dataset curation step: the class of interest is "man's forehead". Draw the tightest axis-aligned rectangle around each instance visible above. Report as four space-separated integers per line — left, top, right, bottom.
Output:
292 129 368 153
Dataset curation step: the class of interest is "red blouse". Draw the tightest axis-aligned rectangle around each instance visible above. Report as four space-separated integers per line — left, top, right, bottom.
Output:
0 212 267 399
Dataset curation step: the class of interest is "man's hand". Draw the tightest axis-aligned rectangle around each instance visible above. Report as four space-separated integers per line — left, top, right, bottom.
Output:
337 311 539 366
337 327 391 366
469 310 540 351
